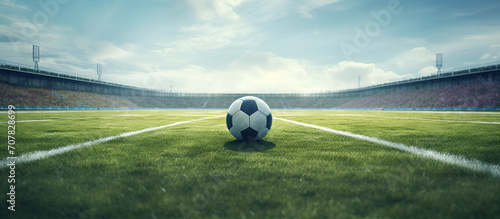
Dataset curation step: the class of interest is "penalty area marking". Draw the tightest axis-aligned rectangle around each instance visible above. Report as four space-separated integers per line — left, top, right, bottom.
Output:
0 115 224 169
275 117 500 177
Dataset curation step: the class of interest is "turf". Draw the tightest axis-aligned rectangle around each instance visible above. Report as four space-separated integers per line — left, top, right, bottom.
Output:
0 110 499 218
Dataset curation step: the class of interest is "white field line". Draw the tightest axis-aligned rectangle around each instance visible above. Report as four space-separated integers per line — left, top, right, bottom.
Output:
3 110 106 114
275 117 500 177
0 117 99 123
323 114 500 125
2 110 227 114
412 111 500 115
0 114 223 123
0 115 224 169
116 114 219 117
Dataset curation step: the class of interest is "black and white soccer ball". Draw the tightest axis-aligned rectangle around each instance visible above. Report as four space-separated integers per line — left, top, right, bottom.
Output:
226 96 272 141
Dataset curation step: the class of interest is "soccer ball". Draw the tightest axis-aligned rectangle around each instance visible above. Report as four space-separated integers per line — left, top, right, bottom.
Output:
226 96 272 141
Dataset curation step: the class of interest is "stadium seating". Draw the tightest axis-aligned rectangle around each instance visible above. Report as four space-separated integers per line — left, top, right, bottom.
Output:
1 81 498 109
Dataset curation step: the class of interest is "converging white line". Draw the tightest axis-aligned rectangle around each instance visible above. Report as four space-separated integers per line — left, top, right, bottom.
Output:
0 115 224 169
0 117 99 123
275 117 500 177
322 114 500 125
414 111 500 115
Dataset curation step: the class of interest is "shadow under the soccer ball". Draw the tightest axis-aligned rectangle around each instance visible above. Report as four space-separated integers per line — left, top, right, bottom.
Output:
223 140 276 152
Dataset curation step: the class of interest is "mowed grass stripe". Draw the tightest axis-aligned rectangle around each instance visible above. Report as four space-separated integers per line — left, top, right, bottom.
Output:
0 115 223 169
276 117 500 177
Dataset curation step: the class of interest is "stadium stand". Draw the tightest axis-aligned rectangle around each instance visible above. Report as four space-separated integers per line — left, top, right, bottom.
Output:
1 60 499 109
1 80 498 109
0 82 137 108
339 81 500 108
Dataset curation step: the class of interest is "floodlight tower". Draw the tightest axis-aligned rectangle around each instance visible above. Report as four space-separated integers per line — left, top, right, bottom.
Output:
97 62 102 81
436 53 443 75
358 75 361 88
169 80 173 93
33 45 40 72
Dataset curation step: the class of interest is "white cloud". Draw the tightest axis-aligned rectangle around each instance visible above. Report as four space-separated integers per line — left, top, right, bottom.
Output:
236 0 344 22
297 0 342 18
0 9 139 82
156 0 343 65
476 44 500 61
242 0 290 22
479 53 492 60
324 61 401 88
158 23 253 55
450 4 500 18
187 0 250 21
223 51 314 92
148 52 317 93
381 47 437 76
160 0 257 56
392 47 434 69
0 0 30 11
128 52 401 93
463 35 493 40
92 42 137 63
381 32 500 78
418 66 437 76
483 44 500 61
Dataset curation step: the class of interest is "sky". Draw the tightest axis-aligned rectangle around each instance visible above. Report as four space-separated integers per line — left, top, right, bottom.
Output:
0 0 499 93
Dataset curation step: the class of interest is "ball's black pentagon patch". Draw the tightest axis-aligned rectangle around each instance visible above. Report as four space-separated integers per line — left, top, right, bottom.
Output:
266 113 273 130
226 113 233 129
240 99 258 115
241 127 258 141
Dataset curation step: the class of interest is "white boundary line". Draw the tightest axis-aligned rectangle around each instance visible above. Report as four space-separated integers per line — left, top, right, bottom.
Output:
275 117 500 177
322 114 500 125
0 115 223 169
0 114 225 123
413 111 500 114
0 117 99 123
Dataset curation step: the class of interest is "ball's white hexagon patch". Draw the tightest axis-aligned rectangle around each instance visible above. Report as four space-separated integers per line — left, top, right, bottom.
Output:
229 127 243 140
249 111 267 132
228 99 243 115
257 128 269 140
232 111 250 131
255 99 271 115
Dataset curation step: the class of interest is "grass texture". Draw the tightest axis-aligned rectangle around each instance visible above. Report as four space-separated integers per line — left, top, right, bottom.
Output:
0 110 499 218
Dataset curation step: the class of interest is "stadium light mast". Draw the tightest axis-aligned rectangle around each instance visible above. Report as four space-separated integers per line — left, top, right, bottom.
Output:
33 45 40 72
436 53 443 75
169 80 173 93
358 75 361 88
97 62 102 81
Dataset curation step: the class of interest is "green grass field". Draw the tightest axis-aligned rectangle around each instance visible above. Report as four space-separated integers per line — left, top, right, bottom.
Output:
1 110 499 218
